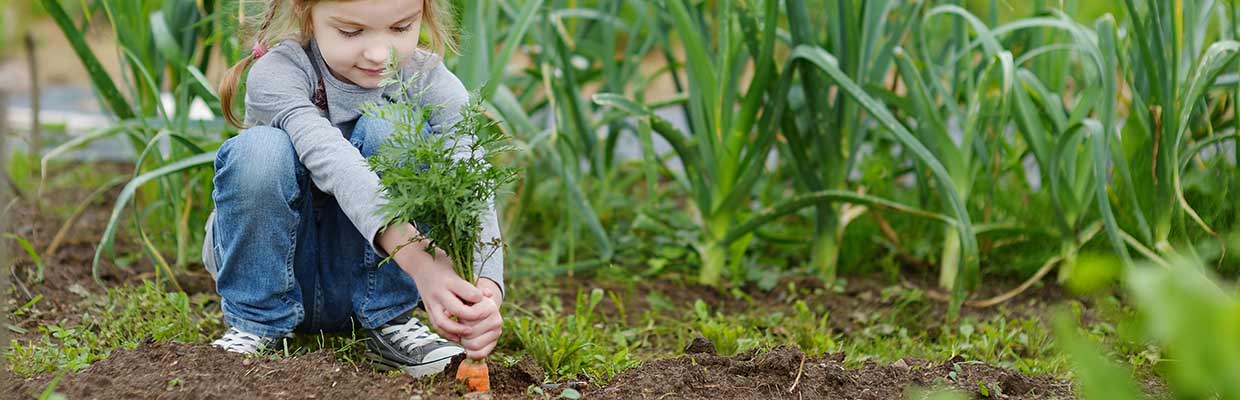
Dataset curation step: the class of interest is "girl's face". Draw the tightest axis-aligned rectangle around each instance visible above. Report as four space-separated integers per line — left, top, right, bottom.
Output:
310 0 423 88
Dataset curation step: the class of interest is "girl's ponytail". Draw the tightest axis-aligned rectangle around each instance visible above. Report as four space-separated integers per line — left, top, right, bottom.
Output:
220 2 281 128
219 54 256 128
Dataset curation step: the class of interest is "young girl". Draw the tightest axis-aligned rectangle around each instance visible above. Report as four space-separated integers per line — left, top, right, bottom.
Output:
201 0 504 378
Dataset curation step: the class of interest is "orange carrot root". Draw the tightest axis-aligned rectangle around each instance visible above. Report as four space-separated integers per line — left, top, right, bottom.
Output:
456 358 491 393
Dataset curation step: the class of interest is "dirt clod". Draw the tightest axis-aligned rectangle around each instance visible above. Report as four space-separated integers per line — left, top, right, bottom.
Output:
685 335 717 355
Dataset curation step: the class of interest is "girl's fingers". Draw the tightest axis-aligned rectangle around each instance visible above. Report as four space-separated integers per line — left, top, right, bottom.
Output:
437 288 475 315
443 308 466 339
461 315 501 341
455 297 500 323
449 280 484 304
439 325 461 343
435 317 471 337
475 341 498 359
465 348 487 359
445 296 488 321
428 301 472 336
462 329 500 356
425 304 448 334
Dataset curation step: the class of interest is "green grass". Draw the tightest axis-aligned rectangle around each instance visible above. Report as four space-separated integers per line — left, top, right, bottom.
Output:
496 273 1153 383
2 254 1153 391
255 324 376 368
505 288 640 383
7 281 398 377
5 281 221 376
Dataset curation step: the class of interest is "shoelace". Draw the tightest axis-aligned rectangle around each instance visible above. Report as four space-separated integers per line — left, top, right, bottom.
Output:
212 327 275 353
379 318 441 354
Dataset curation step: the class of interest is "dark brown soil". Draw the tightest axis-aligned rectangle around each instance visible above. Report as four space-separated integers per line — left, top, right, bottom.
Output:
4 175 216 343
4 339 539 399
536 272 1087 337
593 345 1073 399
4 340 1073 399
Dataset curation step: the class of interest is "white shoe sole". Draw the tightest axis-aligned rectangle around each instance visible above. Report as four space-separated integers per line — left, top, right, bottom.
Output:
211 333 292 355
366 351 460 378
401 356 454 378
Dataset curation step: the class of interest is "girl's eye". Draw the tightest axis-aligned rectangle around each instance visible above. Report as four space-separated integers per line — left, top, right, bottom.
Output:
338 29 362 38
393 24 415 33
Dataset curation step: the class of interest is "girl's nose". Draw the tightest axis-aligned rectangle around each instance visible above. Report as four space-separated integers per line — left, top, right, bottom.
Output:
363 45 391 66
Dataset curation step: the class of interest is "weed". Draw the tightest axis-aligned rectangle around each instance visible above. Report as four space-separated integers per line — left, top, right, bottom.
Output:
691 300 756 356
787 300 835 356
508 288 639 383
4 234 43 283
263 322 373 368
13 294 44 317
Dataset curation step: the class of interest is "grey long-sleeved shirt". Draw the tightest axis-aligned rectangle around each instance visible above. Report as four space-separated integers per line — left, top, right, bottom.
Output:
206 39 504 294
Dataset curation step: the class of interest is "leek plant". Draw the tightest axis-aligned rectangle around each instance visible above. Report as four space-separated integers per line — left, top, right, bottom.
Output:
887 3 1040 294
39 0 234 285
597 0 785 285
1109 0 1240 260
771 0 920 284
462 0 668 272
912 3 1128 298
599 0 978 301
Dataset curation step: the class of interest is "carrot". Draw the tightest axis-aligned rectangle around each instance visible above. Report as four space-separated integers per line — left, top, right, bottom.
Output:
456 357 490 393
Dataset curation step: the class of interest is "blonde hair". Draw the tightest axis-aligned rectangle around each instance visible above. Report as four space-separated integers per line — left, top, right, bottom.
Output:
219 0 458 128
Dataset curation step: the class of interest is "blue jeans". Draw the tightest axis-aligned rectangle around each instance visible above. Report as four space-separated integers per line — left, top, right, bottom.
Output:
202 115 427 338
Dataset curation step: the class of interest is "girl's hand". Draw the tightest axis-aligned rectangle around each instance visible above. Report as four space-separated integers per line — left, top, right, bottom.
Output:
476 277 503 305
458 285 502 359
380 222 485 341
411 253 489 342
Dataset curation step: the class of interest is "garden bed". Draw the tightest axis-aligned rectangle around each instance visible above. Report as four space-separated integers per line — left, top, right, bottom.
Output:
3 182 1089 399
5 340 1073 399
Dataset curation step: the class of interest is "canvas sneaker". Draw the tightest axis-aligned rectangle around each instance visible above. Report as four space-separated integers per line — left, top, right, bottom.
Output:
365 314 465 377
211 327 290 354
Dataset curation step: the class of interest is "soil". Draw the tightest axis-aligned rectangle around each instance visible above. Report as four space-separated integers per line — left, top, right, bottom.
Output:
594 344 1074 399
3 340 1073 399
537 270 1092 338
3 172 1083 399
3 339 540 400
5 178 140 334
4 173 216 344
